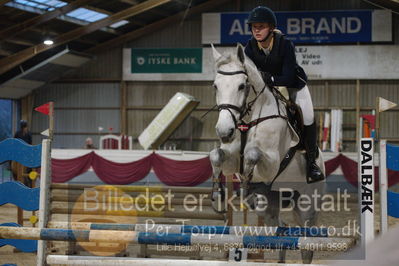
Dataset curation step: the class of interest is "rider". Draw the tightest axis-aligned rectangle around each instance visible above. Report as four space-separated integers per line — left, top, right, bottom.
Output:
244 6 324 183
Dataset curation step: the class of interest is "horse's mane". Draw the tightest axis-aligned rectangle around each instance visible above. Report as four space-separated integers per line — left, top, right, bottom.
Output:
214 47 265 90
243 55 257 73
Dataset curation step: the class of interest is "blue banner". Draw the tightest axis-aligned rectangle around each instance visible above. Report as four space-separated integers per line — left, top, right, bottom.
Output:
220 10 373 44
387 143 399 171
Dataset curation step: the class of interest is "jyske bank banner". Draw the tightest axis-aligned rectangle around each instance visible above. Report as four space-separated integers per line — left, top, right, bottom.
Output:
131 48 202 73
202 10 391 44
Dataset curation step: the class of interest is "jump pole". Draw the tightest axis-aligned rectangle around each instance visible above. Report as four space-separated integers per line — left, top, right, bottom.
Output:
358 137 375 250
50 208 225 220
379 139 388 234
46 256 327 266
37 139 52 266
47 221 357 238
0 227 355 251
375 97 397 235
34 101 54 266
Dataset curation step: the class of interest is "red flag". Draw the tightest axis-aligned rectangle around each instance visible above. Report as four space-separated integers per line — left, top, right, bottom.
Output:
361 115 375 129
35 102 50 115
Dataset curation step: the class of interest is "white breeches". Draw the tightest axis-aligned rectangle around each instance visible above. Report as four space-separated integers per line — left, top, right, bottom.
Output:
295 85 314 126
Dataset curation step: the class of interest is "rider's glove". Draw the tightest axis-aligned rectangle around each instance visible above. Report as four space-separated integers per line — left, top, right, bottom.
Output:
259 71 274 87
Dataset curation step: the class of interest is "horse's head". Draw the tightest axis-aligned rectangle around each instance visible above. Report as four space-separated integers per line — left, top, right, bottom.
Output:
212 44 251 143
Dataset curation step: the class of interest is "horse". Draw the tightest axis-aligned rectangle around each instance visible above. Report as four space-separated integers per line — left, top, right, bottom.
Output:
209 44 326 264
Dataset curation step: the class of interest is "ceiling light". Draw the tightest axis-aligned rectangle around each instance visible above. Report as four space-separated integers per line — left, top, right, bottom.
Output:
43 39 54 45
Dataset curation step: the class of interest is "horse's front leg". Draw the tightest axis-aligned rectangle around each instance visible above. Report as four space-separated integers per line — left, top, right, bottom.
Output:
243 145 280 184
209 147 237 213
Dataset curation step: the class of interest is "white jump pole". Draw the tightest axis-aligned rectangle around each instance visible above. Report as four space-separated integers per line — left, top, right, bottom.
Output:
37 139 52 266
358 137 375 250
379 140 388 234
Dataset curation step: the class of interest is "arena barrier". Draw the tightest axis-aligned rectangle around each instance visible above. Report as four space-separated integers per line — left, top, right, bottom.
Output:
0 138 42 253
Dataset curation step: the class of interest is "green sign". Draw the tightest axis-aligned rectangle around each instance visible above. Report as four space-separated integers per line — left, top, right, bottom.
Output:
131 48 202 73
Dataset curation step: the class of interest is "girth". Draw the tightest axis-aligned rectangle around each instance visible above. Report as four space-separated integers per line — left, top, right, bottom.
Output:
237 113 296 180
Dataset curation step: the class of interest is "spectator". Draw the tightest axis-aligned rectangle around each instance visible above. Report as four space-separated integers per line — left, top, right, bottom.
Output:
13 119 33 187
84 137 96 149
14 120 32 145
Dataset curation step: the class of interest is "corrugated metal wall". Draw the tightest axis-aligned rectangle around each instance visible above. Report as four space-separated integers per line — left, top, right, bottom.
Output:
126 81 217 151
32 83 120 148
124 80 398 152
127 19 201 48
64 48 122 79
29 0 399 150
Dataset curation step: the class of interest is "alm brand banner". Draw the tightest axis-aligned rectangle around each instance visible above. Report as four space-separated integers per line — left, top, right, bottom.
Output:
202 10 391 44
131 48 202 73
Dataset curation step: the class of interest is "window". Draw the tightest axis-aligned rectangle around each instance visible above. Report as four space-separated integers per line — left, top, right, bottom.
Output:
7 0 130 28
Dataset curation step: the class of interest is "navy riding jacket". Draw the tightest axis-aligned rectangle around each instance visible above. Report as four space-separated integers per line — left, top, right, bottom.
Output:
244 32 307 89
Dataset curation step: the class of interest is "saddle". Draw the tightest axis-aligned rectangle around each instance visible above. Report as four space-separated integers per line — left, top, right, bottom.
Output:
271 86 305 150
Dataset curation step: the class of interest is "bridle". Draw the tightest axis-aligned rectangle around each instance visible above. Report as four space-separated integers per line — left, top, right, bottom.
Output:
215 70 250 128
215 69 282 133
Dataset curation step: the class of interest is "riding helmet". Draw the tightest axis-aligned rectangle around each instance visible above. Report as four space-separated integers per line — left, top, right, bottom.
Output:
20 120 28 128
247 6 277 27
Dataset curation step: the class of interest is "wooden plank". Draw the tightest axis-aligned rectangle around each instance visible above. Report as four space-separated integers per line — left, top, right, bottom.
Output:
51 183 213 193
85 0 231 53
51 195 213 206
51 207 225 220
0 0 93 40
0 0 172 75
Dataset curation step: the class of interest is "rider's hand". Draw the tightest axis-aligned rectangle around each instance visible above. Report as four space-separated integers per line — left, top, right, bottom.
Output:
260 71 274 87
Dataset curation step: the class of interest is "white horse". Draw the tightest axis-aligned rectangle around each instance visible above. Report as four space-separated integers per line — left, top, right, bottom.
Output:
209 44 326 264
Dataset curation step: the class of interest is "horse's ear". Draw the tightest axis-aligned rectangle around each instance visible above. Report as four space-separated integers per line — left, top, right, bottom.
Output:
211 44 222 61
237 43 245 64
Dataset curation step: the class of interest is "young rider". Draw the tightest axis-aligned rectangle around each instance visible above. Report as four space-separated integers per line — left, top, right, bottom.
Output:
244 6 324 183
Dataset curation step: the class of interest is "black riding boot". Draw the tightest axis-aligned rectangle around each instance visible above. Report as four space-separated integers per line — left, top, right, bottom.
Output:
304 122 325 183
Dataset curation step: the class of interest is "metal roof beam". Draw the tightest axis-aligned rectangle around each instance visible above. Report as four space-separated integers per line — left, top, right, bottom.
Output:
173 0 191 6
86 0 231 54
119 0 170 18
0 0 10 8
120 0 140 5
0 49 12 56
5 38 36 46
0 0 172 75
0 0 93 40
